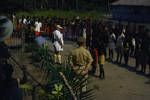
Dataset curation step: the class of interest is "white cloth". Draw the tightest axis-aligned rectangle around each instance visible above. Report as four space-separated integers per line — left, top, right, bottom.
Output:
19 19 22 23
35 21 42 32
108 33 116 50
83 28 86 39
23 18 27 24
53 30 64 51
116 33 125 48
132 38 136 46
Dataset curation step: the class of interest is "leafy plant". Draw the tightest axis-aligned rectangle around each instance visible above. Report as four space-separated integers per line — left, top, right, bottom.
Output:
51 84 63 100
32 45 95 100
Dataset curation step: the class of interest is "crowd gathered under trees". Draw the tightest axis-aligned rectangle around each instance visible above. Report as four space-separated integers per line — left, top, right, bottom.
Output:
11 14 150 75
0 13 149 100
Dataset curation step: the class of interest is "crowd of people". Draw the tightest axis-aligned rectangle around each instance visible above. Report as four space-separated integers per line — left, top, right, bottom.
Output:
11 14 150 76
0 13 149 99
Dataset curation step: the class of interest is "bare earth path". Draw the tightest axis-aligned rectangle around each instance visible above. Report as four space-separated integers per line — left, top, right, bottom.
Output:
63 41 150 100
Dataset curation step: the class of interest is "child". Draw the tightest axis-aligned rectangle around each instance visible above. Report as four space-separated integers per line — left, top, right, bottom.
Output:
99 50 105 79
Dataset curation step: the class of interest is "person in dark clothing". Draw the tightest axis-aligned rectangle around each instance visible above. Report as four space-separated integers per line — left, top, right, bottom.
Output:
90 21 99 76
116 30 125 64
98 48 105 79
135 33 142 70
0 15 23 99
140 29 149 73
0 42 10 60
123 37 130 65
0 62 23 100
0 42 23 100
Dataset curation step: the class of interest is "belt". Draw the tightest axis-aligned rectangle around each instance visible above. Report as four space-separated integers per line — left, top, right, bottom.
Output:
75 64 85 66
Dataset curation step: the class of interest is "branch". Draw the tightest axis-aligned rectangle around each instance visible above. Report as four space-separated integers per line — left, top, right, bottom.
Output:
59 72 77 100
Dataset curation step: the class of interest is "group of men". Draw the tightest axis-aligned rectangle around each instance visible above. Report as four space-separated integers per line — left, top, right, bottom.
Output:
11 14 150 75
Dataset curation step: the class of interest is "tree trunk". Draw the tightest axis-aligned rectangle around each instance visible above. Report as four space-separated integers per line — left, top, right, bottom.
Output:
33 0 37 9
62 0 64 9
75 0 78 10
56 0 59 9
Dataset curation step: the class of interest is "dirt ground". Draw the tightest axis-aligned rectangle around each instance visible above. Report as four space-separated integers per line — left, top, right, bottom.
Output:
59 41 150 100
10 39 150 100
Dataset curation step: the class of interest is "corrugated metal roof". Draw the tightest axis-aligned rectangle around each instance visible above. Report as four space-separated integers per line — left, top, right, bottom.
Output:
112 0 150 6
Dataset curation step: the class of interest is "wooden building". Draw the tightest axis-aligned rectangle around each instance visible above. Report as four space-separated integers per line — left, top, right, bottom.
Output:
111 0 150 23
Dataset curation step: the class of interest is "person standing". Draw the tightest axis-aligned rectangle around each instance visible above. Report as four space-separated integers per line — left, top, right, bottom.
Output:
108 31 116 62
34 18 42 37
52 25 64 64
140 29 149 73
116 29 125 64
130 37 136 57
123 37 130 65
98 50 105 79
135 33 142 70
70 37 93 91
0 16 22 100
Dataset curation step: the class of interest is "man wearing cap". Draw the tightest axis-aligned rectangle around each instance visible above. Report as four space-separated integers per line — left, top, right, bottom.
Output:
52 25 64 64
70 37 93 91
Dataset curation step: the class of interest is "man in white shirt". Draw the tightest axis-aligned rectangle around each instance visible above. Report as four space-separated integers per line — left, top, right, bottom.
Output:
108 32 116 61
116 29 125 63
34 18 42 36
23 18 27 25
52 25 64 64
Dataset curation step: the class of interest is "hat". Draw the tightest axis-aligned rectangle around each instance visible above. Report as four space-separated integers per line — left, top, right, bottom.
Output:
0 16 13 41
77 37 86 43
56 25 63 29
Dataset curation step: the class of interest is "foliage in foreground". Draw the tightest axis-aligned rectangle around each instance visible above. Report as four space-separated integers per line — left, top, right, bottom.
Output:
20 44 94 100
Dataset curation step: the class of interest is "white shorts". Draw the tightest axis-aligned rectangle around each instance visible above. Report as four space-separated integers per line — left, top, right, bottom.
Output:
53 42 63 52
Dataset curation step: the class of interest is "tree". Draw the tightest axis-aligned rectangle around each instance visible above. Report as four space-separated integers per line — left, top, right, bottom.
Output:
0 0 119 12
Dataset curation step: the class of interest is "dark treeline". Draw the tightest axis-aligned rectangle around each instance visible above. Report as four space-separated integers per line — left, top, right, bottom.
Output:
0 0 118 13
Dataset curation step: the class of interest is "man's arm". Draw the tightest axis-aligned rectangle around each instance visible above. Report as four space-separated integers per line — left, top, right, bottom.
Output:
83 51 93 73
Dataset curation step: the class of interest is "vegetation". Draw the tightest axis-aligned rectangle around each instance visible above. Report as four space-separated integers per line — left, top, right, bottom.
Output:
16 10 107 19
1 0 119 13
19 43 94 100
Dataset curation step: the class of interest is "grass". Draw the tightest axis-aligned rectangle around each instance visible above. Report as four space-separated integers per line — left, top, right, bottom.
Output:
16 9 107 19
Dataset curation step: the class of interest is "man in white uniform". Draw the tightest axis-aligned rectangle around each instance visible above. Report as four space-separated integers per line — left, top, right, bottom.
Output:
34 18 42 36
52 25 64 64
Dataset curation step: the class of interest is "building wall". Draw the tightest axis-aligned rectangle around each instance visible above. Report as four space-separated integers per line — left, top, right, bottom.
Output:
111 5 150 23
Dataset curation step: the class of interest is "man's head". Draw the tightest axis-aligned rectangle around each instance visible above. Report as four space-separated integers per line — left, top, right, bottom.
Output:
77 37 86 46
56 25 63 31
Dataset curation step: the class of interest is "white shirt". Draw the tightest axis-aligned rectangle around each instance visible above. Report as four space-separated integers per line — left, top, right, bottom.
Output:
35 21 42 32
83 28 86 39
53 30 64 51
108 33 116 49
23 18 27 24
116 33 125 47
19 18 22 23
132 38 136 46
109 33 116 42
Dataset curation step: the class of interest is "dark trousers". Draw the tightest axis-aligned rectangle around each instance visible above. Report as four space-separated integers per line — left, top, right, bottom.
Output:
116 47 123 63
135 51 141 69
99 64 105 79
109 49 114 61
130 45 135 57
141 52 147 73
124 50 129 65
91 48 99 74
